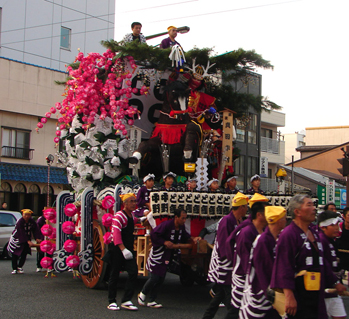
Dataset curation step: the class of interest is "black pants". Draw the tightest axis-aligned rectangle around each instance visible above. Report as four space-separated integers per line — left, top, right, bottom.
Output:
12 243 30 270
202 284 239 319
107 245 138 304
141 272 166 302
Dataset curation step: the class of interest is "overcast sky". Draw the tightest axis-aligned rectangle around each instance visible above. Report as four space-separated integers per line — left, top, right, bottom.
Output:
115 0 348 134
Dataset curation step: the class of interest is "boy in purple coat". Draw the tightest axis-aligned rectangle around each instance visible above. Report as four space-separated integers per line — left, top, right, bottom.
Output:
240 206 287 319
138 209 197 308
8 209 41 274
270 195 346 319
230 201 268 316
318 210 347 319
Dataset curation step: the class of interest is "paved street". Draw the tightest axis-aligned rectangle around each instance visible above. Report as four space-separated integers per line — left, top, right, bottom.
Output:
1 252 349 319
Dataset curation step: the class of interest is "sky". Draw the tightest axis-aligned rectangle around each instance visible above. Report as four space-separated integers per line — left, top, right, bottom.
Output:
114 0 349 134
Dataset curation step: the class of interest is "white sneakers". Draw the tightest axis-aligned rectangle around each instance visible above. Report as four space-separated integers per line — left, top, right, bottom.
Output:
11 268 24 274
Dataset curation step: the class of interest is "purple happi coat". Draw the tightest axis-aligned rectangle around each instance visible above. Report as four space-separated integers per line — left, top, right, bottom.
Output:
146 219 191 277
240 227 280 319
207 212 238 285
7 217 40 256
133 186 152 218
270 221 337 319
231 222 259 308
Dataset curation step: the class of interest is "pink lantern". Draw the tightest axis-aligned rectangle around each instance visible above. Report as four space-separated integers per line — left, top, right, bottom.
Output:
101 195 115 209
43 208 56 221
41 224 53 237
64 239 77 253
37 122 44 128
40 240 53 253
49 228 56 240
64 203 78 217
40 257 53 269
66 255 80 268
103 232 112 245
47 246 55 255
54 137 60 143
102 213 113 228
62 221 75 235
41 117 47 124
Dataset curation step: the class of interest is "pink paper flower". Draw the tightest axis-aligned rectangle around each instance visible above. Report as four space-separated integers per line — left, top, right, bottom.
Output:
102 213 113 228
64 203 78 217
40 257 53 269
41 224 53 237
101 195 115 209
40 240 53 253
103 232 112 245
49 228 56 239
62 221 75 235
64 239 77 253
66 255 80 268
43 208 56 221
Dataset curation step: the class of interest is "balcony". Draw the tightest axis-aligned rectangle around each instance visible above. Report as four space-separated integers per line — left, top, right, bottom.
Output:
261 137 285 165
1 146 34 160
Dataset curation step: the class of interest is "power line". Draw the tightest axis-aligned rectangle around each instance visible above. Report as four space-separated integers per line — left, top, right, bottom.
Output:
122 0 198 13
150 0 302 23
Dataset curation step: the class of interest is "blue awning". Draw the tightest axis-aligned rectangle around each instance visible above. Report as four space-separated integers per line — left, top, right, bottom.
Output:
0 162 68 184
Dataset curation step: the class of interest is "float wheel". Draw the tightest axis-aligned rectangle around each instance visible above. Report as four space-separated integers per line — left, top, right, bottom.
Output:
81 220 107 289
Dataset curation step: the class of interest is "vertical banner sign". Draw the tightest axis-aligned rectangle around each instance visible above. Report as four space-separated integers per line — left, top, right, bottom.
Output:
222 109 234 166
317 185 326 206
326 180 335 203
340 189 347 209
260 157 268 177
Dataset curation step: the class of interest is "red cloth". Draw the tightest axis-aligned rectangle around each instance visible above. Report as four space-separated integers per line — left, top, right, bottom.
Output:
151 124 187 144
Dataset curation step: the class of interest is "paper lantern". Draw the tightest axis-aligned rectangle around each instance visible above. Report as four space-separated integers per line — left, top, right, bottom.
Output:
47 246 55 255
40 240 53 253
43 208 56 221
101 195 115 209
40 257 53 269
64 239 77 253
49 228 56 239
103 232 112 245
64 203 78 217
102 213 113 228
66 255 80 268
62 221 75 235
41 224 53 237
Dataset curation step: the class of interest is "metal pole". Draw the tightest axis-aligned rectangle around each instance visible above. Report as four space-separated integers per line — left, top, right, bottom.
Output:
291 155 294 195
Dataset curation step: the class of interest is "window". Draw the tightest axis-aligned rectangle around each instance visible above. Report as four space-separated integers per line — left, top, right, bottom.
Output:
60 26 71 50
247 114 257 144
247 156 258 178
1 127 33 159
0 213 16 226
233 155 244 175
261 128 273 138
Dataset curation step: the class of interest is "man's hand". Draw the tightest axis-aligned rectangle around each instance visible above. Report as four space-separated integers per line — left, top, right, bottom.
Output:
335 282 347 295
284 288 297 317
164 241 174 249
36 239 42 244
192 236 201 243
122 248 133 260
27 240 34 247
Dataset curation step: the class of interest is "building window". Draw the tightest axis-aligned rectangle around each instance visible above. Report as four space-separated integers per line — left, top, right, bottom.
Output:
236 128 245 142
247 156 258 178
1 127 33 160
234 155 245 176
261 128 273 138
247 114 257 144
60 26 71 50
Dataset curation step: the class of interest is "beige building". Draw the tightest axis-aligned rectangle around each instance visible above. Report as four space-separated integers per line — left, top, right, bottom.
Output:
0 58 68 215
260 110 285 191
283 132 305 163
305 126 349 146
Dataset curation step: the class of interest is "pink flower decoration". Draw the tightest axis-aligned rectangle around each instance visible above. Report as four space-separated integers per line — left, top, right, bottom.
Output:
101 196 115 209
41 224 53 237
54 137 60 143
102 213 113 228
64 203 78 217
37 122 43 128
64 239 77 253
47 246 55 255
41 118 47 124
103 232 112 245
66 255 80 268
40 257 53 269
62 221 75 235
43 208 56 221
40 240 53 253
49 227 56 239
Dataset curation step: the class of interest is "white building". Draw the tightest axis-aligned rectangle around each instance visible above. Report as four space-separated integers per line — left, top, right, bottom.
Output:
284 131 305 163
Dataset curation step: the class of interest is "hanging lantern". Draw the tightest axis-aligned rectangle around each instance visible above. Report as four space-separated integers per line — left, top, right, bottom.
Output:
49 228 56 240
66 255 80 268
102 213 113 228
43 208 56 221
40 257 53 269
41 224 53 237
101 195 115 209
40 240 53 253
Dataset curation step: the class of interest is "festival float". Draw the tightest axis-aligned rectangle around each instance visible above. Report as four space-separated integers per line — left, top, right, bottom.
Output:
36 39 310 288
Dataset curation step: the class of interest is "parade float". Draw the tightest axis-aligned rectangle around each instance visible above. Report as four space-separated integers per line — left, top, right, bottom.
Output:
36 40 316 288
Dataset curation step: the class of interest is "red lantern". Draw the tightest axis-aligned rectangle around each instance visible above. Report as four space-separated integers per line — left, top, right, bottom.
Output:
43 208 56 221
64 203 78 217
66 255 80 268
64 239 77 253
62 221 75 235
41 224 53 237
40 240 53 253
40 257 53 269
101 195 115 209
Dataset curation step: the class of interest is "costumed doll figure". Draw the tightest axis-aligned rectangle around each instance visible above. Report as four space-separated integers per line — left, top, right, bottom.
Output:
134 174 157 229
8 209 42 274
161 172 176 191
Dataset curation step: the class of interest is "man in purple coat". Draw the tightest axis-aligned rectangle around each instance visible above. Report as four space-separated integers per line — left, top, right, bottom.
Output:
229 201 268 317
138 209 197 308
202 192 249 319
240 206 287 319
160 26 181 49
270 194 346 319
8 209 41 274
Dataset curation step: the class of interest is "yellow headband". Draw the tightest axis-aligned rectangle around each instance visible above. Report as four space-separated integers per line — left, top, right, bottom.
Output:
231 192 249 207
265 206 286 224
167 26 176 32
249 193 269 207
119 193 136 202
21 209 33 215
